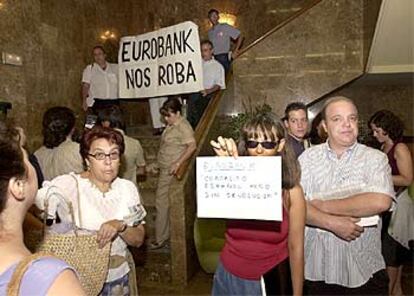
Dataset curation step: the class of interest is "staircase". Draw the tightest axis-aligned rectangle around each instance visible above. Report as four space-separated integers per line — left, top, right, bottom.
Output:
123 0 384 289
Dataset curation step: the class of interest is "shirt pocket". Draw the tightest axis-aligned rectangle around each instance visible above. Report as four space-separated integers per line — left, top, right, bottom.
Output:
108 73 118 84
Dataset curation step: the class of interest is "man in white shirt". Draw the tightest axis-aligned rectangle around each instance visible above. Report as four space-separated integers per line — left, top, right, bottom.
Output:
187 40 225 128
299 96 394 295
82 45 119 113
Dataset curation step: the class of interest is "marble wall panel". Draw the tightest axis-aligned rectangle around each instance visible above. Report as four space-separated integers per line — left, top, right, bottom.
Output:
227 0 366 118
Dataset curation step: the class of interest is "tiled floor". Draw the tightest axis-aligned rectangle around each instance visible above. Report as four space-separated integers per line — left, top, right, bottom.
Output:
140 261 414 296
139 270 213 296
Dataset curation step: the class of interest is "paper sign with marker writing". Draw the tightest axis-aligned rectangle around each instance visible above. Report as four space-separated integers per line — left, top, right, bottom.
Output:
196 156 282 221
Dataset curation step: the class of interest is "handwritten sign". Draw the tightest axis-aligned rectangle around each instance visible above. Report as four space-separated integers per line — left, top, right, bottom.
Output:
196 156 282 221
118 21 203 98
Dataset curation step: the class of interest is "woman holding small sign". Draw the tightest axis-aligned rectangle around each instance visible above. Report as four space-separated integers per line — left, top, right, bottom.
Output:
210 113 306 295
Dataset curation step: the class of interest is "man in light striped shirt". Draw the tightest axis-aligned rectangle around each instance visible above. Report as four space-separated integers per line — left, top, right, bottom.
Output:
299 96 394 295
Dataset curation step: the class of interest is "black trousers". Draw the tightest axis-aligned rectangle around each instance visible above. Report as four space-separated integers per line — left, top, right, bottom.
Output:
305 269 388 296
91 98 120 115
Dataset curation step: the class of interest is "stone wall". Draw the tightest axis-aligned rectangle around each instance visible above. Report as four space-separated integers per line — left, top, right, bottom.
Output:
1 0 312 149
308 74 414 136
0 0 135 149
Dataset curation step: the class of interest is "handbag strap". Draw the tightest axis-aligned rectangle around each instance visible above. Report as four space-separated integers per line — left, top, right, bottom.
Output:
69 174 83 229
7 253 49 296
42 174 82 236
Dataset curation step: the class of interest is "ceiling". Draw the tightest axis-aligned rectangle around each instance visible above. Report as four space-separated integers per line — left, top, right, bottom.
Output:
367 0 414 73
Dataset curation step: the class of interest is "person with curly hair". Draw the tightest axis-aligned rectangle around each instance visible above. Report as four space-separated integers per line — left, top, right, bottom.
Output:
34 107 83 180
369 109 413 296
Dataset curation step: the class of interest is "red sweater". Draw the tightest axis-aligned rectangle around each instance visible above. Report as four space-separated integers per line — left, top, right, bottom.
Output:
220 208 289 280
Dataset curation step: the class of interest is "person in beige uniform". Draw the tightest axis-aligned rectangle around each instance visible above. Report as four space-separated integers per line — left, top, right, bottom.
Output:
97 106 146 186
149 98 196 250
34 107 84 181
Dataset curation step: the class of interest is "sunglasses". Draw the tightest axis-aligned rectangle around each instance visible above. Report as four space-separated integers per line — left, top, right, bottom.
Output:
246 140 278 150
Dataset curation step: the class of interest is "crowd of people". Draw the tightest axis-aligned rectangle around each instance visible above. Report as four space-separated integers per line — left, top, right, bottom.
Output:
0 7 412 296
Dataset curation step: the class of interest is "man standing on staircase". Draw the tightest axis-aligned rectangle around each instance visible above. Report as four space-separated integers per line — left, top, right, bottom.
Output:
208 9 243 73
187 40 226 129
283 102 310 158
82 45 119 113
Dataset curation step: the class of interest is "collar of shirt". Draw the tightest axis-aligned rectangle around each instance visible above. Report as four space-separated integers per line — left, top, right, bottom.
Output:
166 116 183 129
288 133 305 143
202 57 216 64
324 140 358 161
93 62 109 73
114 128 125 136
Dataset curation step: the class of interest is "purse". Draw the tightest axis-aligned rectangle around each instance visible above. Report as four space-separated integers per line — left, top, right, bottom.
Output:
36 175 110 296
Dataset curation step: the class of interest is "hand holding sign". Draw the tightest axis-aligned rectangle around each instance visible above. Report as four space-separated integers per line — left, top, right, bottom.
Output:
196 156 282 221
210 136 239 158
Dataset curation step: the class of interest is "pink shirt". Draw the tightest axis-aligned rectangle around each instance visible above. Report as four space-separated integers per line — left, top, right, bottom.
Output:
220 208 289 280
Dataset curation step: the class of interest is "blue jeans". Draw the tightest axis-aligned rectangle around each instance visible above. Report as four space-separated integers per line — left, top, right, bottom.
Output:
212 261 262 296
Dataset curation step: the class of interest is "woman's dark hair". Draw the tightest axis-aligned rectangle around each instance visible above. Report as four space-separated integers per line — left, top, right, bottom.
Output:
309 112 327 145
97 106 126 131
42 107 76 148
80 125 125 166
368 110 404 141
160 97 182 117
238 113 301 190
0 122 26 213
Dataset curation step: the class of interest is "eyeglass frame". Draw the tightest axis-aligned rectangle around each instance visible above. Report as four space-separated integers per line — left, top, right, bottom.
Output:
88 151 120 161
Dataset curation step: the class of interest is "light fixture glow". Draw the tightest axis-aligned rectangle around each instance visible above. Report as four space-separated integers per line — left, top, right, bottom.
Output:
220 13 237 26
100 30 117 41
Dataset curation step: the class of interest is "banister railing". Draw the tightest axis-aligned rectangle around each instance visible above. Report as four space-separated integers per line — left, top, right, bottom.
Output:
175 72 232 180
238 0 323 56
175 0 323 180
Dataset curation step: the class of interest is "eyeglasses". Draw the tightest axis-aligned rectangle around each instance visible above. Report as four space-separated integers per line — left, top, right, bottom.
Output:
246 140 278 150
88 151 120 161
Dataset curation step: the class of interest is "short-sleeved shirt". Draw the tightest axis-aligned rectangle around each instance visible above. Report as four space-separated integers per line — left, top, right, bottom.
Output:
157 117 195 169
298 141 394 288
203 58 226 90
116 129 146 186
208 23 241 55
82 62 119 107
34 138 84 181
35 173 145 282
0 257 75 295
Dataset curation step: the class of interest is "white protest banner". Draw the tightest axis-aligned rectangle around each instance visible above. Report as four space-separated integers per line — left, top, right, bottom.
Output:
118 21 203 98
196 156 282 221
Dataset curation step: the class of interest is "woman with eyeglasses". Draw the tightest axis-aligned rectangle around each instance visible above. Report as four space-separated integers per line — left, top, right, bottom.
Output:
210 113 306 296
149 97 196 250
35 125 146 295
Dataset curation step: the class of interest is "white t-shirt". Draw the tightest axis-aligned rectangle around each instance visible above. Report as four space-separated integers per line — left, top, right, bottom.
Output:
202 58 226 90
36 173 145 282
34 138 84 181
82 62 119 107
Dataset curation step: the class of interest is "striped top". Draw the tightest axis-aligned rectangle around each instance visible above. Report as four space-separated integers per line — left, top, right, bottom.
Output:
299 141 394 288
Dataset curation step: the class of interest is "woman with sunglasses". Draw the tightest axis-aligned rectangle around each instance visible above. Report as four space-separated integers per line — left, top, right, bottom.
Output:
210 113 306 296
149 97 197 249
35 125 146 295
